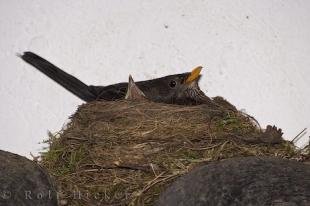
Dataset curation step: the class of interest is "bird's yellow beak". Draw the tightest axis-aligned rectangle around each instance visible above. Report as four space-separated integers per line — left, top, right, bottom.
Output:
185 66 203 84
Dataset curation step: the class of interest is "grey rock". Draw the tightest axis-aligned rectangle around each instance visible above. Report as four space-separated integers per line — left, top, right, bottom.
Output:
157 156 310 206
0 150 58 206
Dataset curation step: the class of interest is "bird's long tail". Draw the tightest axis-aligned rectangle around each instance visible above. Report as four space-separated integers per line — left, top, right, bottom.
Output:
19 51 96 102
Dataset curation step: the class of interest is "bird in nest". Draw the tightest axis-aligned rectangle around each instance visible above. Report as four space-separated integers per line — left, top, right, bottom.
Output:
20 52 212 105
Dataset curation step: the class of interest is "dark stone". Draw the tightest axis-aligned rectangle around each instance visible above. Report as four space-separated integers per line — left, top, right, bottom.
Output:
0 150 58 206
157 156 310 206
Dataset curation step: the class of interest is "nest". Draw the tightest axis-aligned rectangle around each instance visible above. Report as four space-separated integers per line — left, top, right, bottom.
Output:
40 99 307 206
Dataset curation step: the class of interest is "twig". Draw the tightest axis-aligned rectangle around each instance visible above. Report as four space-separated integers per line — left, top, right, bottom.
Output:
30 152 40 162
66 137 88 141
139 171 184 196
240 111 262 131
150 163 158 177
185 142 224 151
291 128 307 143
75 162 152 174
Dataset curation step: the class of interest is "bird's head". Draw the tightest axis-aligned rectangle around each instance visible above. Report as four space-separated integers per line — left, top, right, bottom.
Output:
137 66 208 105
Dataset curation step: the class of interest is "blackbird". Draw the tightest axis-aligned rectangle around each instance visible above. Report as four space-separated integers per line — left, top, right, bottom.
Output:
20 51 212 105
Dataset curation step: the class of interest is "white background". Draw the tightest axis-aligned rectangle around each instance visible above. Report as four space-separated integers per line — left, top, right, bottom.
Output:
0 0 309 158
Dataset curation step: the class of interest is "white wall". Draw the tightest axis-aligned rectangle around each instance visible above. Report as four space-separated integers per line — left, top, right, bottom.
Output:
0 0 309 158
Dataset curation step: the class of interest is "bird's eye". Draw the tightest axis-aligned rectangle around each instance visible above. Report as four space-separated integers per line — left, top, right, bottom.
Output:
169 80 177 88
